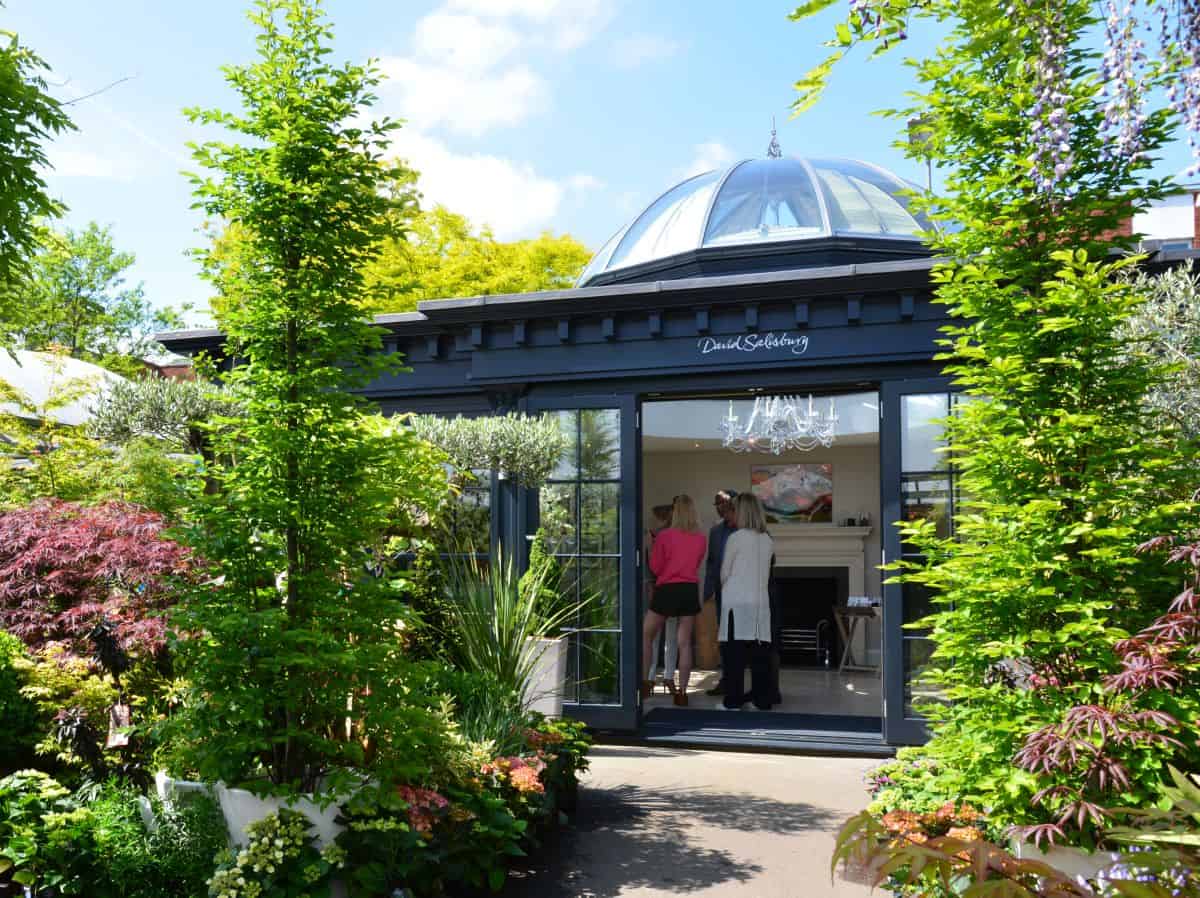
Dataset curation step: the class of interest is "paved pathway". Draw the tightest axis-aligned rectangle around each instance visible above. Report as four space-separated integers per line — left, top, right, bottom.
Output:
501 745 880 898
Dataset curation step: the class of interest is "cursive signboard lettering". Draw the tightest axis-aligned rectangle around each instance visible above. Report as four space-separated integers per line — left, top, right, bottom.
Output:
697 332 810 357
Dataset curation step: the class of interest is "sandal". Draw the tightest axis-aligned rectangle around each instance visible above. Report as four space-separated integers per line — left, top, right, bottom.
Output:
664 680 678 696
672 691 688 707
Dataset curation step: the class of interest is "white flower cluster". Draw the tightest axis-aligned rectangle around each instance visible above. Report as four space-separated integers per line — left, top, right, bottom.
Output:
207 810 335 898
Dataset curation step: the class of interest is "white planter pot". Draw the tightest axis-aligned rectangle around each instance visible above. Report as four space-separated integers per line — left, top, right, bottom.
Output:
1011 840 1122 883
156 772 343 849
524 635 568 717
215 783 344 849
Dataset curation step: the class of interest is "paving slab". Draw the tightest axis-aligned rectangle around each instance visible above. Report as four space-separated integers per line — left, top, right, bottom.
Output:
501 745 880 898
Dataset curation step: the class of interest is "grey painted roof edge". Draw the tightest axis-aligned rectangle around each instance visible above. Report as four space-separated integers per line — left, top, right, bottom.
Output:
414 256 940 315
155 258 943 345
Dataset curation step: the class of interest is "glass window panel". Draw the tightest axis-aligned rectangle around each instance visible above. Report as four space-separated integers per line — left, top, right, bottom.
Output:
902 581 937 628
577 227 623 285
577 630 621 705
541 483 578 554
704 159 826 245
901 394 950 472
903 637 943 717
578 557 620 629
549 410 578 480
580 483 620 555
901 474 952 542
579 409 621 479
550 555 579 632
810 157 930 234
445 485 491 553
608 171 721 271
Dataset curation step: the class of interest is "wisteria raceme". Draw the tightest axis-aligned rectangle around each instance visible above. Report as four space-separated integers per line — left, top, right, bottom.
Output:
1028 11 1075 193
1099 0 1150 163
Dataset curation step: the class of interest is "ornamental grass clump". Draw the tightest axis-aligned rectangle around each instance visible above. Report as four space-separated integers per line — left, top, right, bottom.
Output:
439 551 584 713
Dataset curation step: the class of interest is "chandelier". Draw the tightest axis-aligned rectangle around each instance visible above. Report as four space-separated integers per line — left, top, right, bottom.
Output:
720 395 838 454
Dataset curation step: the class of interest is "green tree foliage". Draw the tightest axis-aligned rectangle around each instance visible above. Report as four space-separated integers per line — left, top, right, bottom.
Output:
172 0 449 791
0 26 72 334
793 0 1195 833
10 223 183 377
365 205 591 313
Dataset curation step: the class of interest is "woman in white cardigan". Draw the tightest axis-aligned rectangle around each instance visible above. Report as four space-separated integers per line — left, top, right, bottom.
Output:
718 493 775 710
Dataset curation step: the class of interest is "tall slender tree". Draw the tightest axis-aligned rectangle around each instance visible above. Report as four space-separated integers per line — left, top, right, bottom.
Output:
0 26 73 342
174 0 446 790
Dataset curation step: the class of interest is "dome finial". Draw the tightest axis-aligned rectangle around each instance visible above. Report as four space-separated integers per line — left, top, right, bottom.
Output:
767 116 782 159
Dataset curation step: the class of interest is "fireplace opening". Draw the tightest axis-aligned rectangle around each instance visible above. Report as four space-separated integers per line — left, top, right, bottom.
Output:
773 565 848 668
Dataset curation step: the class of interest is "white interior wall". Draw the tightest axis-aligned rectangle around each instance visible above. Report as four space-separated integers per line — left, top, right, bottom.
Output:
642 444 883 599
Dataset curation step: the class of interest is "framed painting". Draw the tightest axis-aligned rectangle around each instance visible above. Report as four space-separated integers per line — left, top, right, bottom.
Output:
750 463 833 523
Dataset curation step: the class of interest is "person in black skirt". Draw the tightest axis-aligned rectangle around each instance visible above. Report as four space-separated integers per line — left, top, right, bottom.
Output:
642 495 708 706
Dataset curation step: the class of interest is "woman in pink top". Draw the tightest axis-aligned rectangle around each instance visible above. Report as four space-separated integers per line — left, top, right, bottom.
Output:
643 494 708 706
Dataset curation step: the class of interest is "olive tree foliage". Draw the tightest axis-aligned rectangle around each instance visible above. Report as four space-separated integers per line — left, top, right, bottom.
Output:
0 24 72 332
90 376 237 456
1121 262 1200 440
409 412 567 488
170 0 449 791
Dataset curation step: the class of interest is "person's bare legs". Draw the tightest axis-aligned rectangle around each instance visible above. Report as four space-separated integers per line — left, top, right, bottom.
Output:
675 614 695 698
642 610 666 695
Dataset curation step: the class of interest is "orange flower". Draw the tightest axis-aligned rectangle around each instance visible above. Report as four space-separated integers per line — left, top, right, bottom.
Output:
956 804 982 823
946 826 983 843
882 810 922 833
934 801 957 822
509 765 545 794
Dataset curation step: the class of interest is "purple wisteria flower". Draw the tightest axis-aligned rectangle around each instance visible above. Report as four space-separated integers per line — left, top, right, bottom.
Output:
1029 11 1075 193
1098 0 1150 163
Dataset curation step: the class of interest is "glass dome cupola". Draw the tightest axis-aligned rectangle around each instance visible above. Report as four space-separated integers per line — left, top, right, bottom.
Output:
577 156 931 287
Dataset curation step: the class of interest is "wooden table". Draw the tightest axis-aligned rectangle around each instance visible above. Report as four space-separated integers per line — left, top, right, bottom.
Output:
834 605 880 674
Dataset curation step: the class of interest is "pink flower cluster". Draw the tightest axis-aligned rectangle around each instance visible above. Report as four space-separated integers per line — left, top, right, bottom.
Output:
396 785 449 834
481 755 547 794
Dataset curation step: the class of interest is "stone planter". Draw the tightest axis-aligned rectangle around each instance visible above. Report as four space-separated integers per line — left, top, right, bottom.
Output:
215 783 344 849
524 635 568 717
156 772 344 849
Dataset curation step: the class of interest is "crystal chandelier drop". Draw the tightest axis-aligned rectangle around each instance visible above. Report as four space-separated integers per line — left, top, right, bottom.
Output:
720 395 838 454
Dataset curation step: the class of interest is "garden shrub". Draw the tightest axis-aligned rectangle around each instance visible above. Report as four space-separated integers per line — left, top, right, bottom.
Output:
85 784 227 898
0 499 193 657
0 769 88 896
0 632 38 775
207 809 344 898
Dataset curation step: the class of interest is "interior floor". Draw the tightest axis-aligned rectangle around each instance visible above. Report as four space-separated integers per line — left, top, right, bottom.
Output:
643 666 881 719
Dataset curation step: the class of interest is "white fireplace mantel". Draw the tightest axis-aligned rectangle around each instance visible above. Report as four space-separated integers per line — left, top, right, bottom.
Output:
770 525 872 596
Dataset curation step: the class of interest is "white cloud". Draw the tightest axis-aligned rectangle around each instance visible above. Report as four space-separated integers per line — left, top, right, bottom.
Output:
679 141 736 179
43 146 134 181
378 56 546 137
566 173 603 192
444 0 612 50
412 11 521 73
611 33 683 69
393 131 569 239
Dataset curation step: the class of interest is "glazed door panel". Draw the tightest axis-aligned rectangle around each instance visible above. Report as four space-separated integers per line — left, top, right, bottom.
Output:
880 378 955 745
524 395 639 731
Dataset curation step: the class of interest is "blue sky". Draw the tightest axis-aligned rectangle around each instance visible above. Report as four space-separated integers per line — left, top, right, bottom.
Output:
7 1 1194 324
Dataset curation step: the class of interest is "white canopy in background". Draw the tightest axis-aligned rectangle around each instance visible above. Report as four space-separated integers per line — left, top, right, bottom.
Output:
0 350 127 427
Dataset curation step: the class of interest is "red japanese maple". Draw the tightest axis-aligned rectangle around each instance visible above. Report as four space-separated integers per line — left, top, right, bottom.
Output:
0 499 193 657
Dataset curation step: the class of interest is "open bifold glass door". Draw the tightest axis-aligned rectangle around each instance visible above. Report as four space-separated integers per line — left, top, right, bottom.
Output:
524 395 639 731
880 379 957 745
